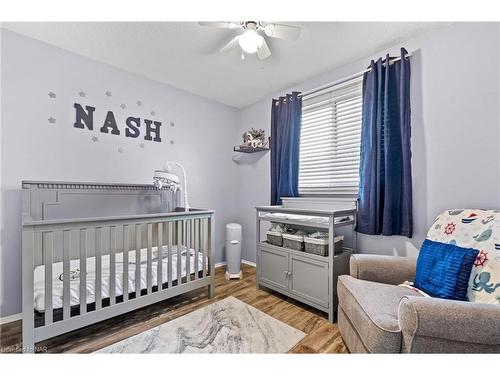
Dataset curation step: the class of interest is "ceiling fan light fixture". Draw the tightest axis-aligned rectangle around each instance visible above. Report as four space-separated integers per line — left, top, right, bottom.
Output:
238 29 263 54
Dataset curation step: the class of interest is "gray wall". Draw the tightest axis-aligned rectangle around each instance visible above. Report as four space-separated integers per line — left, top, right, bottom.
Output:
0 29 240 317
234 22 500 264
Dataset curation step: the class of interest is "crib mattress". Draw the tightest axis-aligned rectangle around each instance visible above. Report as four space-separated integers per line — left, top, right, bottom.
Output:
261 212 351 225
33 245 206 312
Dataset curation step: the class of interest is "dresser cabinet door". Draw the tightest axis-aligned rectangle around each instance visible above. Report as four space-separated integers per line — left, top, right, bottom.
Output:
259 247 289 291
289 254 329 308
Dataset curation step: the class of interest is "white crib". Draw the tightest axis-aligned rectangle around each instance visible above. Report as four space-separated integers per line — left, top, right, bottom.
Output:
21 181 215 352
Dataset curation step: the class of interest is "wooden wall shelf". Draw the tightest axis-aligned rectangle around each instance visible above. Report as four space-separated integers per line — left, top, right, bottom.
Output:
233 145 270 153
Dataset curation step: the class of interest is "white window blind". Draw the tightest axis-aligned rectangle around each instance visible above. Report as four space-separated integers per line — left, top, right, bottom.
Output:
299 76 363 195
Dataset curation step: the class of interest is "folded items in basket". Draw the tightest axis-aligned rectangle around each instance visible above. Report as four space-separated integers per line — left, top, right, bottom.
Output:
304 234 344 245
269 222 286 233
33 245 206 312
308 231 329 239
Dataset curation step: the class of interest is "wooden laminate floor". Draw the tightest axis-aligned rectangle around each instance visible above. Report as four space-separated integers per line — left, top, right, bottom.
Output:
0 264 348 353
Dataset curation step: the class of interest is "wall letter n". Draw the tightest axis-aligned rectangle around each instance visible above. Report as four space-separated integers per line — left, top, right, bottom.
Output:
74 103 95 130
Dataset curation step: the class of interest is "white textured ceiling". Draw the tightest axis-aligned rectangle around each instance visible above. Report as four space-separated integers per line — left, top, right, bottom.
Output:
3 22 443 108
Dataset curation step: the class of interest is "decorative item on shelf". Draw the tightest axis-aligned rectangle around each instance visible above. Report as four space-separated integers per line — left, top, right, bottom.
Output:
234 128 270 153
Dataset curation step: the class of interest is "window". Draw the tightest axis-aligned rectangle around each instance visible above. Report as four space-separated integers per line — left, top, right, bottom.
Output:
299 76 363 195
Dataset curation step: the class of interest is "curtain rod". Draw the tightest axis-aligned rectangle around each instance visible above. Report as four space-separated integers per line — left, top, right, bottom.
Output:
298 54 411 99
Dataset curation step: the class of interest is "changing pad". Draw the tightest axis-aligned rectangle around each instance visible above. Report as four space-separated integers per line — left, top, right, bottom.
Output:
34 245 205 312
261 212 351 225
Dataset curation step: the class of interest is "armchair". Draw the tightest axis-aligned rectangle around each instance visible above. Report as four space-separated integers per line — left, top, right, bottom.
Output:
337 254 500 353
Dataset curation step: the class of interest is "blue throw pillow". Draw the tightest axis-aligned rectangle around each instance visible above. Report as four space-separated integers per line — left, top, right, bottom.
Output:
414 239 479 301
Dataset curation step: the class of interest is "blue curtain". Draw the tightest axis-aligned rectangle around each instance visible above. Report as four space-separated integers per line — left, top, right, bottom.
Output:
270 92 302 205
356 48 413 237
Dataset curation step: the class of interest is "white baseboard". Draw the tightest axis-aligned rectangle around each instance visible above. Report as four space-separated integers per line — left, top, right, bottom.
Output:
215 261 227 268
241 259 256 267
0 312 22 325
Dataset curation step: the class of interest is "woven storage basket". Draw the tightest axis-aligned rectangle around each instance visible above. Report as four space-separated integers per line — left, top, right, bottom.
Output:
266 231 283 246
282 233 305 251
304 235 344 256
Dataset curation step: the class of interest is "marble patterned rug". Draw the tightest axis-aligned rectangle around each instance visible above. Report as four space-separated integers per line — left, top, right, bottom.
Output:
97 296 306 353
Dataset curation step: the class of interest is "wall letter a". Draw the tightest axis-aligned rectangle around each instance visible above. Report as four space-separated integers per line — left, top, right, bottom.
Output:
100 111 120 135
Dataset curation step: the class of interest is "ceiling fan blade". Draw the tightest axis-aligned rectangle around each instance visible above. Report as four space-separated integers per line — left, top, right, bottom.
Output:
257 38 271 60
198 21 242 29
263 23 301 40
220 35 241 52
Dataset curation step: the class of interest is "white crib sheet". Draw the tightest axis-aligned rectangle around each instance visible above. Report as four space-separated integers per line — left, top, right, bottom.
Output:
33 245 206 312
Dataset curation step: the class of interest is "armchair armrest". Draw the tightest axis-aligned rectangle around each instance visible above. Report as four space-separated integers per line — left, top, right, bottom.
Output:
399 296 500 353
349 254 416 285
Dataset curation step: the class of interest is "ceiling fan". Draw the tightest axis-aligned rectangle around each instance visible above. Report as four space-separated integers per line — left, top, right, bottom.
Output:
198 21 301 60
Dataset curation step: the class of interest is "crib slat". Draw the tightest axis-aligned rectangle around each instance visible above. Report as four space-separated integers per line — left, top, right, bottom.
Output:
194 219 199 280
201 219 206 277
186 220 191 282
62 230 70 320
177 221 182 284
95 227 102 310
209 215 215 280
167 222 173 288
123 225 129 302
85 228 96 312
109 226 116 305
147 223 153 294
135 224 141 297
80 229 87 314
157 222 163 291
44 232 53 325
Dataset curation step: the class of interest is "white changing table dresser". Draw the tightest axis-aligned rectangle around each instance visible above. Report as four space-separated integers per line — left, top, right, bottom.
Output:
256 198 357 322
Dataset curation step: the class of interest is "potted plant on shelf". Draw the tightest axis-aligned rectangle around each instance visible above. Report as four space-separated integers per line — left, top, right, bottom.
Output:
242 128 268 149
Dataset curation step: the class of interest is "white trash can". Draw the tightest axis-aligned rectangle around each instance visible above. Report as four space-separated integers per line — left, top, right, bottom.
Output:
225 223 242 280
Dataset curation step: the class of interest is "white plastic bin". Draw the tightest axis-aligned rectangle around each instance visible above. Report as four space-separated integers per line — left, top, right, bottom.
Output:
225 223 242 279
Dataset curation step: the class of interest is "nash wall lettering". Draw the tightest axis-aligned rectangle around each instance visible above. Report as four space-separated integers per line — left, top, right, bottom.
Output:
73 102 162 142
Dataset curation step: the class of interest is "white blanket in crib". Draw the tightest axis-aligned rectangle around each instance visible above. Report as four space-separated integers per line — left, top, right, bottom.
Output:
33 245 205 312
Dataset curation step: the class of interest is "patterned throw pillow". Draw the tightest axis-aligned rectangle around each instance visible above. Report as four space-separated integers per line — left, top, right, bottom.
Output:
426 209 500 304
414 239 479 300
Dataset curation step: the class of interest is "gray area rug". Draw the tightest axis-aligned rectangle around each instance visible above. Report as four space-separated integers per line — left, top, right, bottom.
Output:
97 296 306 353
